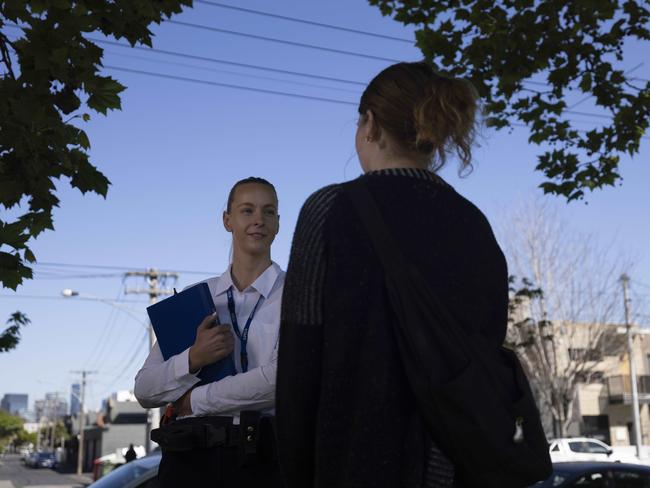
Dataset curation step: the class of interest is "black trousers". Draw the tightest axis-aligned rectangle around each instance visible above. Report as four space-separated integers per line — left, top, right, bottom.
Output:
157 416 283 488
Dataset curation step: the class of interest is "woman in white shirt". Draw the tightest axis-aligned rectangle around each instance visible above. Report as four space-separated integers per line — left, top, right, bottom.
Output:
134 177 285 488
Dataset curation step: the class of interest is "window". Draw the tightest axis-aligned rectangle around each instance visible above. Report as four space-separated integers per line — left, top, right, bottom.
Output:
568 471 607 487
568 348 602 362
551 444 560 452
582 415 611 444
612 469 650 488
568 441 610 454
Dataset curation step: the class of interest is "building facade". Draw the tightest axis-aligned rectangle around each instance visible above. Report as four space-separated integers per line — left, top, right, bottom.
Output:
571 329 650 446
524 319 650 446
34 393 69 421
80 391 147 472
1 393 28 417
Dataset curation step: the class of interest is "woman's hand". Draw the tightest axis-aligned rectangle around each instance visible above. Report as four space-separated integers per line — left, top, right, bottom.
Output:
173 388 193 417
188 313 235 373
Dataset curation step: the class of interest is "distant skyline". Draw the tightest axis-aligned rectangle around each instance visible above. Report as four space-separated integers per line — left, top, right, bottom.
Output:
1 393 28 417
1 0 649 410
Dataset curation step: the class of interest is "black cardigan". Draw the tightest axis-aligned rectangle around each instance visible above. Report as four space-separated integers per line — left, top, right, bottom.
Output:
276 168 509 488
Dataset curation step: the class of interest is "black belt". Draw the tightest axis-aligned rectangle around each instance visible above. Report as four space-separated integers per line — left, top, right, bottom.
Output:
151 412 267 462
151 419 237 451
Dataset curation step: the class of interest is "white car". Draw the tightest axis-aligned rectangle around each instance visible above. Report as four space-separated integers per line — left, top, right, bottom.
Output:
549 437 645 465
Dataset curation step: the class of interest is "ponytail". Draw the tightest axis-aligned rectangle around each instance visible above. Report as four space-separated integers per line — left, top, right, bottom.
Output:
414 76 478 173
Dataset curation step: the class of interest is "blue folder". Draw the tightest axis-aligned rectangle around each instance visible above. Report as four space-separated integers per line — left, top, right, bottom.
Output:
146 282 236 385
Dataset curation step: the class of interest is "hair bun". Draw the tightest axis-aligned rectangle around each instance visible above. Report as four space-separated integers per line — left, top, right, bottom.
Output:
359 62 479 174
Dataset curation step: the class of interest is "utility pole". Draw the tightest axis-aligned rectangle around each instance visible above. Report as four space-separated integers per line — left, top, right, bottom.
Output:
71 370 96 476
125 269 177 453
621 273 643 458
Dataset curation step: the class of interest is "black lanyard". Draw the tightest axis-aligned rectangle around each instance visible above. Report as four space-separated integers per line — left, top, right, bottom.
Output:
226 287 263 373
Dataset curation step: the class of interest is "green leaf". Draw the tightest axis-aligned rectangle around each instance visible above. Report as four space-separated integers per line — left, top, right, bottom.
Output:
0 252 32 290
54 88 81 115
23 248 36 264
77 129 91 149
0 312 31 353
85 76 126 115
70 160 111 196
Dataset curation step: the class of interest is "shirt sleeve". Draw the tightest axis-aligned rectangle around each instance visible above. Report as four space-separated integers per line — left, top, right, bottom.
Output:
133 343 202 408
190 337 278 416
275 185 340 488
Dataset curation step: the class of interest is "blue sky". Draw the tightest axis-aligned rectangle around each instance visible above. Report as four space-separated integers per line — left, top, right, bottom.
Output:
1 0 649 411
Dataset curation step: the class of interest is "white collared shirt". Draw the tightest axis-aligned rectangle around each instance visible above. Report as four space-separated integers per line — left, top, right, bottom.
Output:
134 262 285 420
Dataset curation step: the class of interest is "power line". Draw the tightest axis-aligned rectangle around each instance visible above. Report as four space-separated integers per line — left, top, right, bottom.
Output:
567 63 645 109
103 49 362 94
166 20 403 63
35 261 216 276
84 279 131 371
105 64 650 140
194 0 414 44
105 65 358 105
91 36 648 125
80 38 367 87
34 272 124 280
508 122 650 141
7 22 646 120
102 330 148 392
564 110 617 120
5 23 645 134
0 294 146 303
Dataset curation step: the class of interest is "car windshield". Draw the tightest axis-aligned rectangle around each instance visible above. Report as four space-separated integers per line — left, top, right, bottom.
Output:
88 455 160 488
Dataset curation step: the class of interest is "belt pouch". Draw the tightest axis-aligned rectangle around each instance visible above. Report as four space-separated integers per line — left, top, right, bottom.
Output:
238 410 261 466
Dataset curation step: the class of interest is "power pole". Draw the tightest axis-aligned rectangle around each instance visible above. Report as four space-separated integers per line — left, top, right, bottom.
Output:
621 273 642 457
71 370 96 476
125 269 177 453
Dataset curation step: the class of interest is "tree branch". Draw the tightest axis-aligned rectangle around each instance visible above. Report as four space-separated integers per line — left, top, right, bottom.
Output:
0 31 16 79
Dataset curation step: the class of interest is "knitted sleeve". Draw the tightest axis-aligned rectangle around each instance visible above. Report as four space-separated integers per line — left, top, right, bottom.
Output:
276 184 341 488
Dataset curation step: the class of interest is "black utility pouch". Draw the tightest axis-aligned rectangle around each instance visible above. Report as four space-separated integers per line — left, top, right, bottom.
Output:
238 410 261 466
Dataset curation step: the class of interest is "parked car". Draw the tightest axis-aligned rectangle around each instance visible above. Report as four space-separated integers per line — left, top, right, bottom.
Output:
19 447 33 463
25 451 57 469
549 438 646 465
531 462 650 487
87 453 161 488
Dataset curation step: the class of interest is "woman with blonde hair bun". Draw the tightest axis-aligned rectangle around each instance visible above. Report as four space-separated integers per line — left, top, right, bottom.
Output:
276 61 512 488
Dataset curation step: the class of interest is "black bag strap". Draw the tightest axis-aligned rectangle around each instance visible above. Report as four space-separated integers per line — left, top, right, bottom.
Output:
344 178 520 399
344 180 408 277
343 178 468 349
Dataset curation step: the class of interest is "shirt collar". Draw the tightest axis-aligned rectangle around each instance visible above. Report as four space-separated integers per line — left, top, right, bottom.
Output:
213 261 280 299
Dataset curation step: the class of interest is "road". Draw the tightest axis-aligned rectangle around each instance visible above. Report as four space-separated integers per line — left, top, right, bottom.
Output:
0 455 91 488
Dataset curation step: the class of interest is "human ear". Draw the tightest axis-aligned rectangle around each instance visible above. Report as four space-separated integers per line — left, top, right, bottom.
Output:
364 110 380 141
223 211 232 232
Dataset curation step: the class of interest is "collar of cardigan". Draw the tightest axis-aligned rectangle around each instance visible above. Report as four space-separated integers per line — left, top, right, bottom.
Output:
363 167 446 185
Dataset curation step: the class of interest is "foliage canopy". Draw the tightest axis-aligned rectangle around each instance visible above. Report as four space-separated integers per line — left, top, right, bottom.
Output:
0 0 191 351
369 0 649 201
